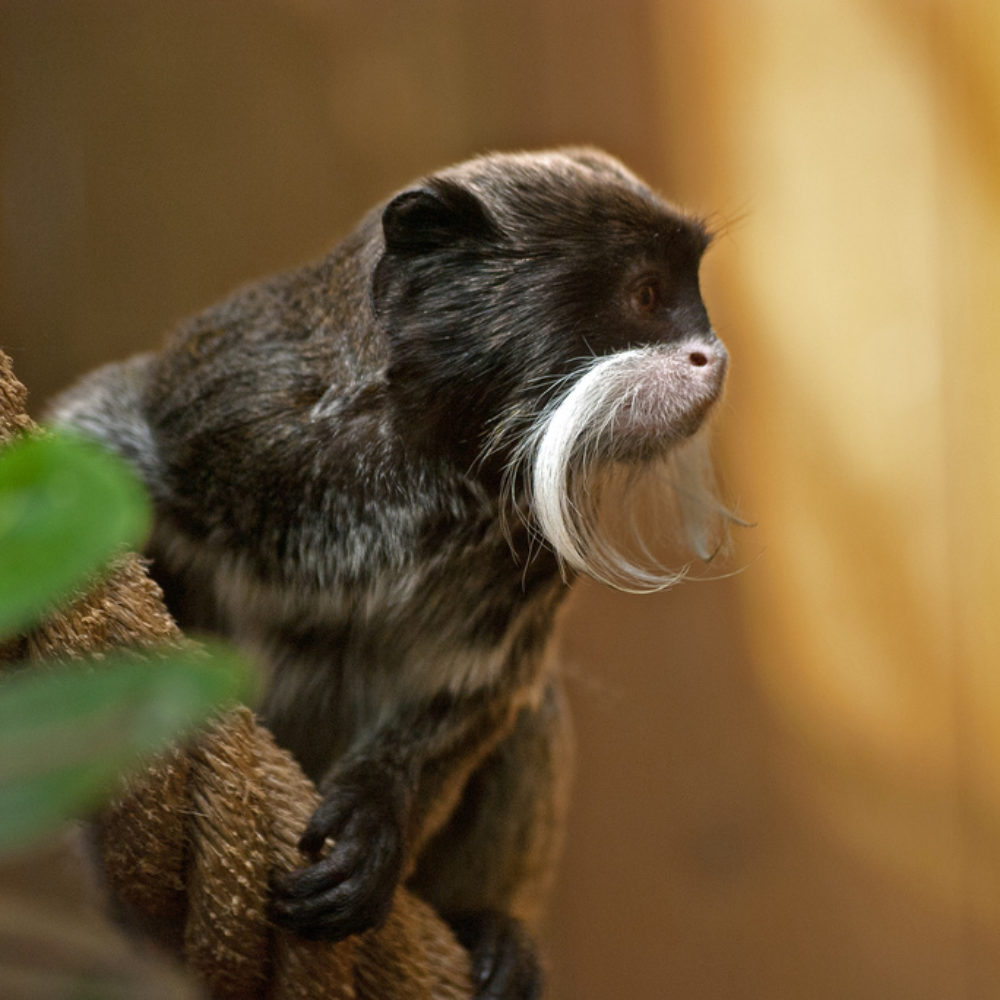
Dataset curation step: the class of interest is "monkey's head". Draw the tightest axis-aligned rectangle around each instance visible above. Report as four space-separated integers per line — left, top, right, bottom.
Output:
371 148 733 591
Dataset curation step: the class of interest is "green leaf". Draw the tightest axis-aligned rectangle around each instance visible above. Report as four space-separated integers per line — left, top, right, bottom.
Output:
0 643 255 853
0 430 151 638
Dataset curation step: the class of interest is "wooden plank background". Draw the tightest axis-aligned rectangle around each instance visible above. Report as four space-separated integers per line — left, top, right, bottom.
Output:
2 2 997 997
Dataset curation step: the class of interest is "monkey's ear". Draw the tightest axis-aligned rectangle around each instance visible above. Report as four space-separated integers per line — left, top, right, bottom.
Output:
381 181 498 253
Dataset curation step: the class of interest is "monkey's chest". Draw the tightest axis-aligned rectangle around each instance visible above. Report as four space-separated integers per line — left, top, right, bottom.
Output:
254 571 552 782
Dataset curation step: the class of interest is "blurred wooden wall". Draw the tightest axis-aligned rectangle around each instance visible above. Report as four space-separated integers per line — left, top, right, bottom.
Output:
656 3 1000 998
2 2 999 998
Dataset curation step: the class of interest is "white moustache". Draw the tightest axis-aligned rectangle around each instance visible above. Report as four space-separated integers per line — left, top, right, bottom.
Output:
522 342 733 592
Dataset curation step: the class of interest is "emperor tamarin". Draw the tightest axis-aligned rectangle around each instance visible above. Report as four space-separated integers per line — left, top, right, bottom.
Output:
49 148 732 999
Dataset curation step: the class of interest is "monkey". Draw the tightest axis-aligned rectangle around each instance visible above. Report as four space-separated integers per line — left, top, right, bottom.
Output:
48 148 732 999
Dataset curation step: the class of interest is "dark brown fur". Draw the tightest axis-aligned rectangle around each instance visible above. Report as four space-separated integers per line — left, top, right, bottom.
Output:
49 149 726 999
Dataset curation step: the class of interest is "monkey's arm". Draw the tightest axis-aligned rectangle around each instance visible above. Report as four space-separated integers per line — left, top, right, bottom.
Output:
270 686 520 941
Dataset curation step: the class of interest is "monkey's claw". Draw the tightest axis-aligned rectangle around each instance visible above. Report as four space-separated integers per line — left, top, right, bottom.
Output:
449 910 543 1000
270 781 406 941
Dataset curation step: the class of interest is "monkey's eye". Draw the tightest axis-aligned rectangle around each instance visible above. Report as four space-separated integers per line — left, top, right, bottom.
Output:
630 277 661 315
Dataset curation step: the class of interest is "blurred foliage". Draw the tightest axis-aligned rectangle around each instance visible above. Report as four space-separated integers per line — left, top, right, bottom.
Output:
0 429 150 637
0 430 253 854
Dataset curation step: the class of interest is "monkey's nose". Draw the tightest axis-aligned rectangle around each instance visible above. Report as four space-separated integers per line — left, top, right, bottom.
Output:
687 340 727 375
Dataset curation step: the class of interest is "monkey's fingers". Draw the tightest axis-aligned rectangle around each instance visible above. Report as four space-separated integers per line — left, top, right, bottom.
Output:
297 822 338 858
272 840 365 898
296 795 349 856
297 768 407 857
270 834 403 940
271 869 394 941
448 910 543 1000
271 792 406 942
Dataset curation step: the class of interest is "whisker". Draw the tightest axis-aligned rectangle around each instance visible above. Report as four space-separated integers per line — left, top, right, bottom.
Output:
497 347 737 592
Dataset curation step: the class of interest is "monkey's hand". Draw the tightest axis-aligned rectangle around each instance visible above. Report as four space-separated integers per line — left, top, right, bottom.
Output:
270 760 409 941
272 690 516 942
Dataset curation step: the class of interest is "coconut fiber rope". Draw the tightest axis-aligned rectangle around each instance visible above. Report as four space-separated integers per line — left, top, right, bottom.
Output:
0 349 474 1000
